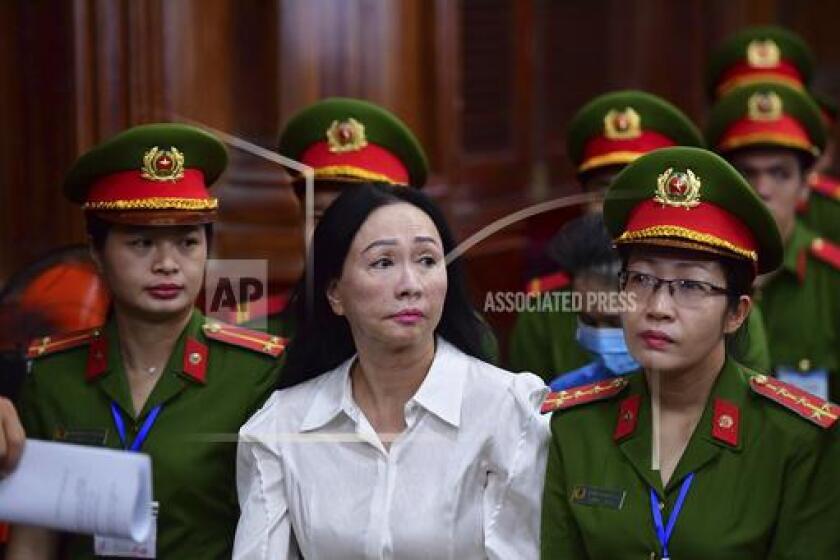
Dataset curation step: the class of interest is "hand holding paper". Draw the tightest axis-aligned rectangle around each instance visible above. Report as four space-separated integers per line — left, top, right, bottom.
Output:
0 439 153 542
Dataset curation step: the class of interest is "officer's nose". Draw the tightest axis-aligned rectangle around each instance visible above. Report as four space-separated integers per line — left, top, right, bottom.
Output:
644 282 675 323
751 173 775 201
152 242 180 275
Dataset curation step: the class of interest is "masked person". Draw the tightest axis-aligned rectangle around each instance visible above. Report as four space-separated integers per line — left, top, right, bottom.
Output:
509 91 775 380
543 214 639 391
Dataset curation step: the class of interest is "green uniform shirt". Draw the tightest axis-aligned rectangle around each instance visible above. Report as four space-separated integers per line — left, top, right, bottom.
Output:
17 311 282 559
508 294 771 382
541 357 840 559
756 220 840 401
801 180 840 244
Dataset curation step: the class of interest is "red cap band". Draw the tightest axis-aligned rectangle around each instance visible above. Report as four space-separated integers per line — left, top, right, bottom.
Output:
580 130 676 173
86 168 210 205
300 141 409 185
621 199 758 260
717 114 815 153
716 58 804 95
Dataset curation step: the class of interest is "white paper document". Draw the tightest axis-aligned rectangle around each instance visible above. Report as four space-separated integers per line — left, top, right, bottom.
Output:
0 439 153 541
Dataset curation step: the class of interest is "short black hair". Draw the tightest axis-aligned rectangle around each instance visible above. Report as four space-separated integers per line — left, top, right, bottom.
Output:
548 213 620 282
719 255 755 313
85 214 214 251
278 182 491 389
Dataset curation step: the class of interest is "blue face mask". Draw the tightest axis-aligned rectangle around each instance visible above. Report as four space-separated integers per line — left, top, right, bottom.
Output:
575 321 639 375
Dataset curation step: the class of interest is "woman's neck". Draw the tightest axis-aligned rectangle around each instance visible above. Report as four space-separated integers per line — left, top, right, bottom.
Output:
114 305 193 376
351 335 436 438
646 341 726 412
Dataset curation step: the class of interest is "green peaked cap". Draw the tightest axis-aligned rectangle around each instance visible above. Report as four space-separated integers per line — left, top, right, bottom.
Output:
604 146 783 274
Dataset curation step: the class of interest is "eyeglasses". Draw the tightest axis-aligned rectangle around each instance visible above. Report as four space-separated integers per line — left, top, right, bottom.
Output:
618 270 731 308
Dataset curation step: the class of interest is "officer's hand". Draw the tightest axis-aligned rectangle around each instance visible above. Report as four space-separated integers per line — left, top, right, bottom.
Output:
0 396 25 475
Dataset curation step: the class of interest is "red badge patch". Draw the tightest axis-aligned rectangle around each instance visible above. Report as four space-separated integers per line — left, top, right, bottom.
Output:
712 398 740 447
613 394 641 441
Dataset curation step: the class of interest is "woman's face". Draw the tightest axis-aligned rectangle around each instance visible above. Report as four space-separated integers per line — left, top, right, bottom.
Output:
327 202 447 353
93 224 207 320
620 249 747 373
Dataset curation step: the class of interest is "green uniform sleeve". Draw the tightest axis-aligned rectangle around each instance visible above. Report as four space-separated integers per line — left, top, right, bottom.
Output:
541 419 587 559
766 426 840 557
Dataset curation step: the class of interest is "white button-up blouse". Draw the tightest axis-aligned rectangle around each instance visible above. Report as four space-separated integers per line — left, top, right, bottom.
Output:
233 338 549 560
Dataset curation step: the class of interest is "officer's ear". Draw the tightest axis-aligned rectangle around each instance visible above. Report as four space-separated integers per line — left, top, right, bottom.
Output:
723 295 751 335
326 278 345 316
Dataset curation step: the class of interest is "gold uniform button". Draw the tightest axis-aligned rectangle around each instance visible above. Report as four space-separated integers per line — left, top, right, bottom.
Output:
189 352 202 365
798 358 811 372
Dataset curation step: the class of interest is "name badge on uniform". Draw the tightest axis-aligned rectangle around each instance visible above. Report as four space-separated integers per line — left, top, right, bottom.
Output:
94 501 158 558
571 485 626 510
776 366 829 401
54 427 109 447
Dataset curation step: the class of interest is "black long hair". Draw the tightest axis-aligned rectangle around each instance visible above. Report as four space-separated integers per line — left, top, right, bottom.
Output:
278 182 490 389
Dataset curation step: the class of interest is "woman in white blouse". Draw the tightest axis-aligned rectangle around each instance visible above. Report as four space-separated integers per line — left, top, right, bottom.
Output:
234 182 549 559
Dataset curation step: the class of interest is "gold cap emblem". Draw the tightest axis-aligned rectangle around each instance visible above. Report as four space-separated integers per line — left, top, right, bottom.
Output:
655 168 702 209
747 39 781 68
326 118 368 153
748 91 783 122
141 146 185 182
604 107 642 140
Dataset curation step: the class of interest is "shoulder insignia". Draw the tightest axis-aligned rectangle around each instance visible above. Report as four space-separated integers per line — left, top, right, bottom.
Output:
27 327 102 359
749 374 839 429
202 321 286 358
541 376 629 414
808 173 840 201
810 238 840 272
526 270 570 295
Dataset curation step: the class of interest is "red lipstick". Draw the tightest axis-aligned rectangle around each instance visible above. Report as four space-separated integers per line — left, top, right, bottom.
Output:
639 330 674 350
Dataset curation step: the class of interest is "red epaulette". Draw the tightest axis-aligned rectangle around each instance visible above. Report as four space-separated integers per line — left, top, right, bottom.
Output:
810 238 840 271
749 374 839 429
525 270 571 295
26 327 102 359
808 173 840 201
541 377 629 414
202 320 286 358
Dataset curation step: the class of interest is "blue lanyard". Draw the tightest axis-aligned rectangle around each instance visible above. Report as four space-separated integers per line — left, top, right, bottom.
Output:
110 402 162 452
649 472 695 559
